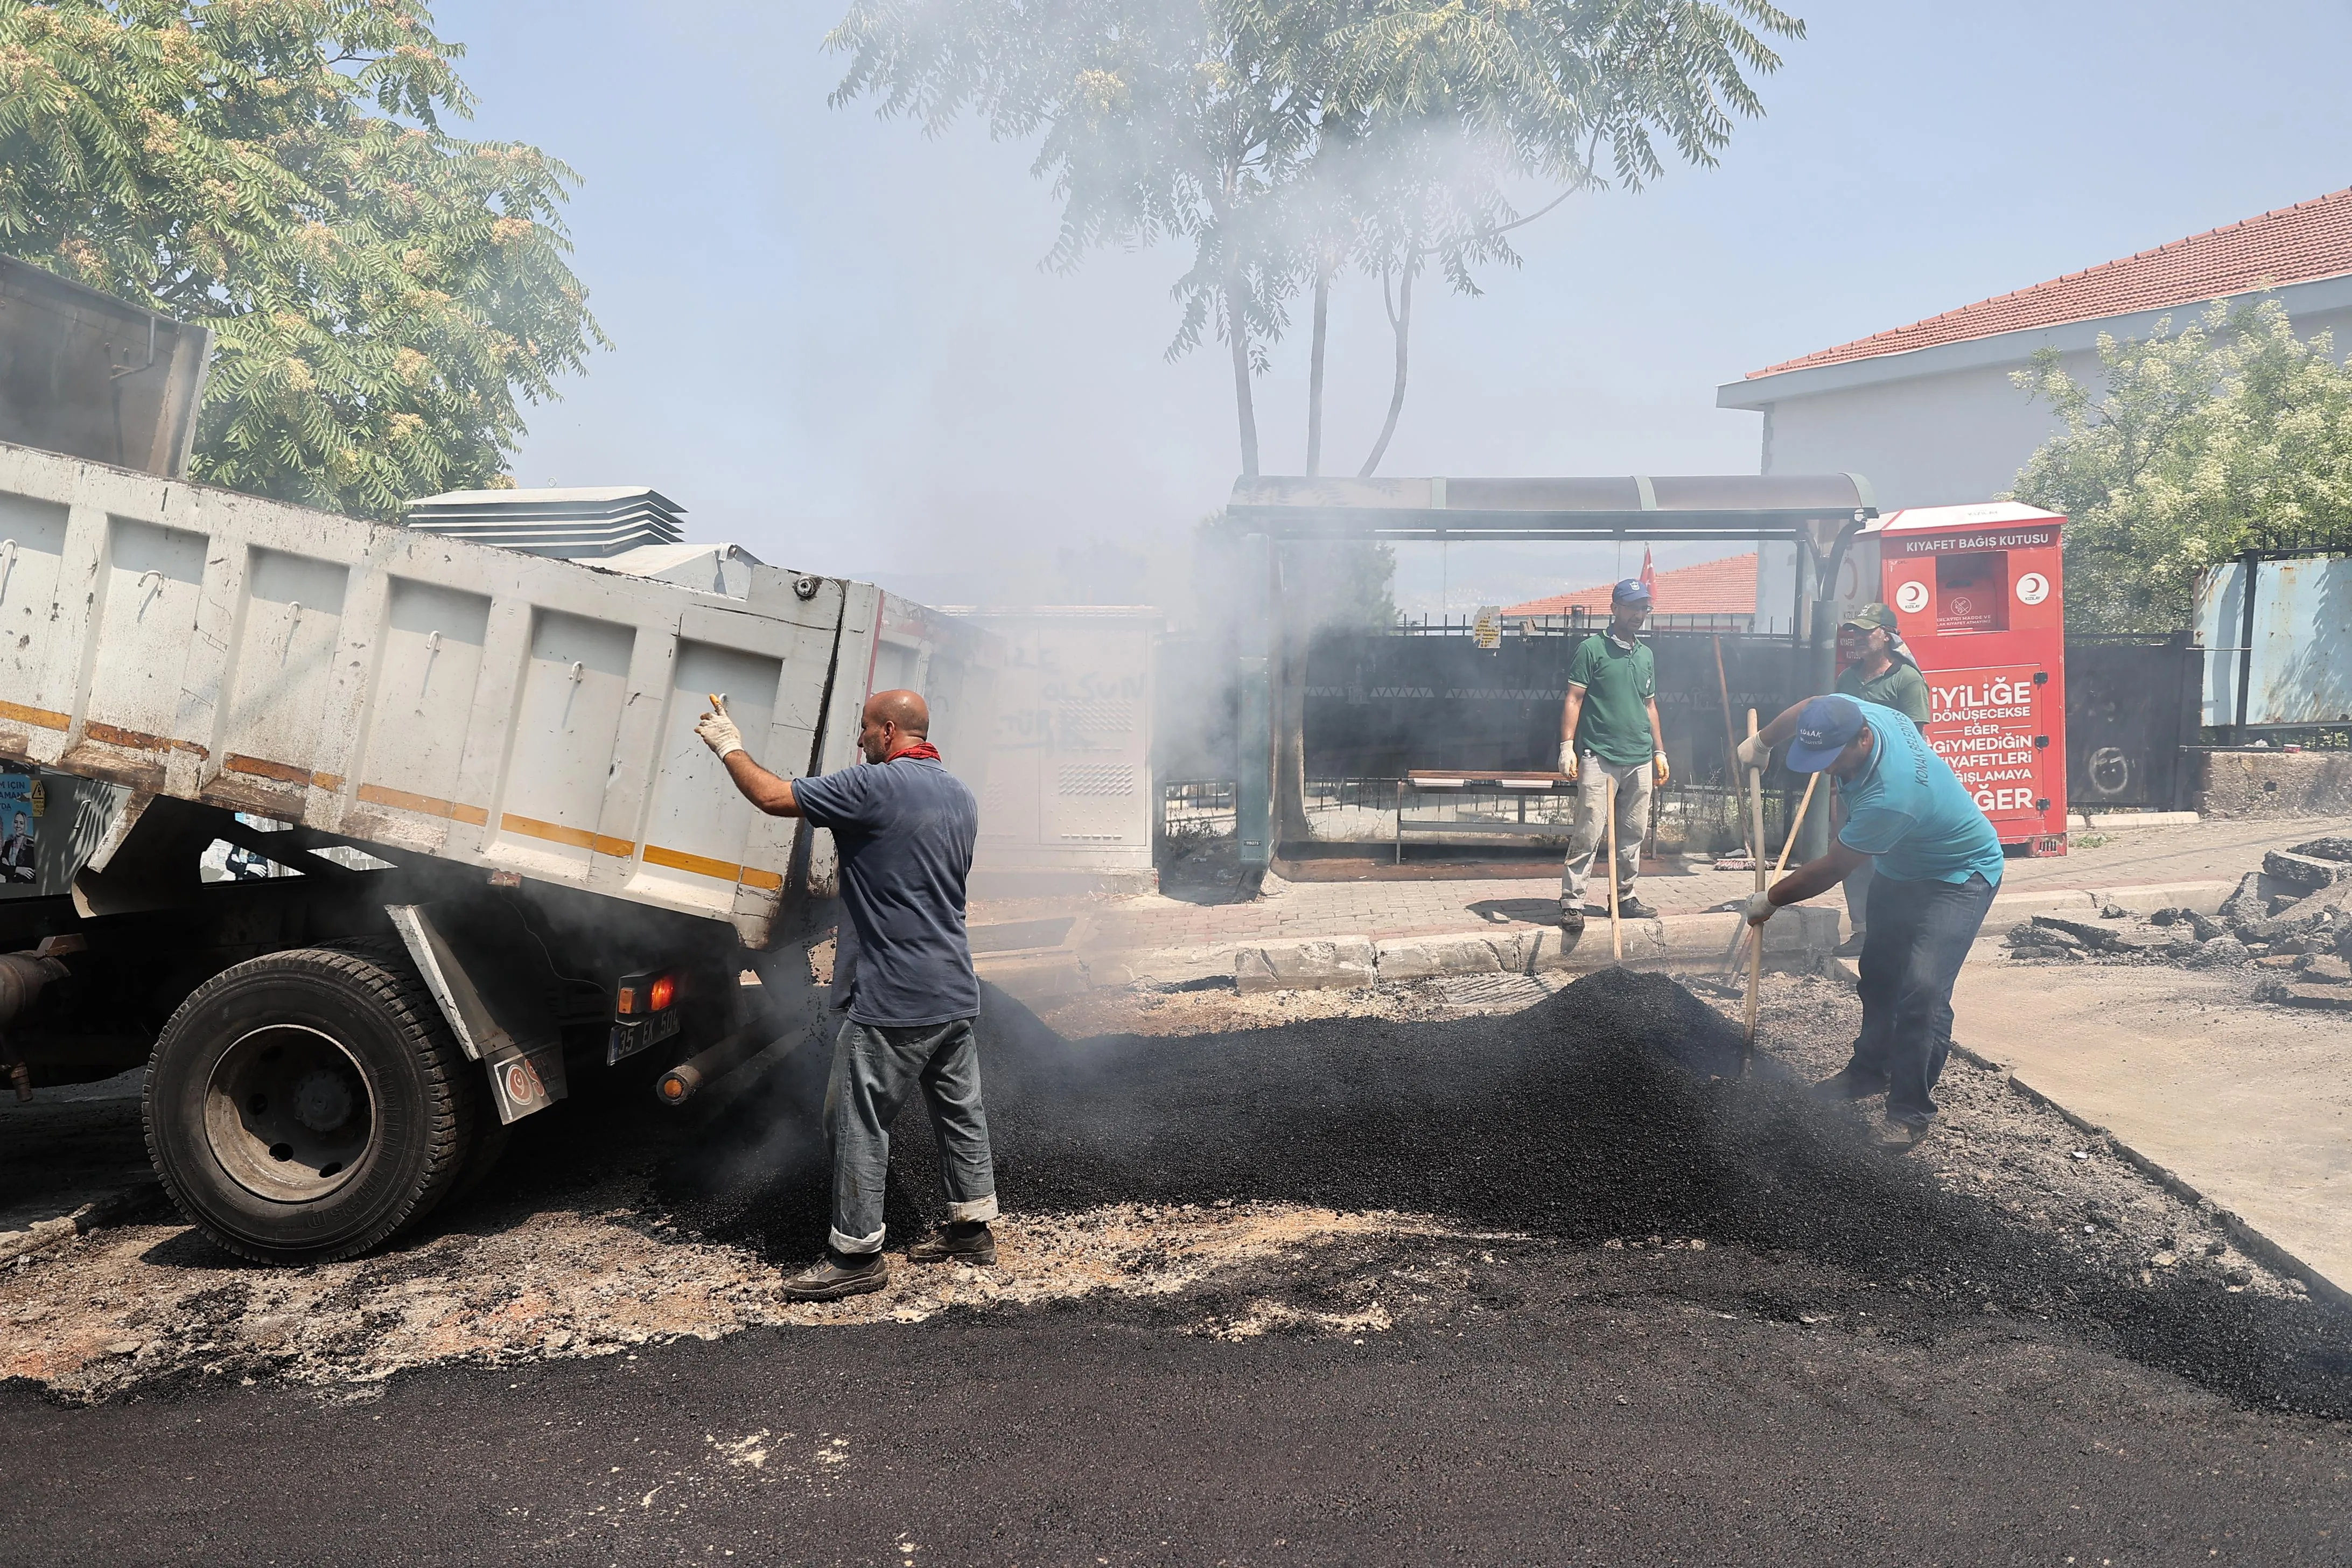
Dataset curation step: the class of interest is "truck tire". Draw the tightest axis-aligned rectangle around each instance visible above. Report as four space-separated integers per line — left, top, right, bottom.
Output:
144 946 483 1264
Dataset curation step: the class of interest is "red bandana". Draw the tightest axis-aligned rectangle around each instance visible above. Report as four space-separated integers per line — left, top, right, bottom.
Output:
885 740 942 764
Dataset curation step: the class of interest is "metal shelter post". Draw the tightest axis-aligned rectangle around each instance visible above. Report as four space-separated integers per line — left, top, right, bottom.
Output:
1797 514 1868 863
1235 531 1275 893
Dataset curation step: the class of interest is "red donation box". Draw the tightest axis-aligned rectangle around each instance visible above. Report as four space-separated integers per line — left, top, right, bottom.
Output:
1832 503 2069 855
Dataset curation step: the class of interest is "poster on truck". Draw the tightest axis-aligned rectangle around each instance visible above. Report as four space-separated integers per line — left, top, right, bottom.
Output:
0 769 35 884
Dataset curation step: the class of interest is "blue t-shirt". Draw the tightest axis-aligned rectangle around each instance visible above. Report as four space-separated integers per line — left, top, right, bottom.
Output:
1836 700 2006 887
792 757 981 1027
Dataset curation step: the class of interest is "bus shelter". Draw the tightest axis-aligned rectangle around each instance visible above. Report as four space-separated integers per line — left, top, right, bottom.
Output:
1218 473 1879 892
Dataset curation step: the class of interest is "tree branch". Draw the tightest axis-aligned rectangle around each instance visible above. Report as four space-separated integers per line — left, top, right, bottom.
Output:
1304 250 1331 475
1359 258 1413 478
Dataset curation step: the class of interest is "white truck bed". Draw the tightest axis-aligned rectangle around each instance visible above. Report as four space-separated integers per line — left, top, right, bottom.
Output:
0 442 987 945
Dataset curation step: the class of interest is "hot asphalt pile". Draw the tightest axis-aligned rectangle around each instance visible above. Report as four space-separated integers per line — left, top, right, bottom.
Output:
668 966 2350 1417
2006 834 2352 1010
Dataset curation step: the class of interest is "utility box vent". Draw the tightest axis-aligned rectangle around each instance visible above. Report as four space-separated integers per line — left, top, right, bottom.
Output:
404 486 687 558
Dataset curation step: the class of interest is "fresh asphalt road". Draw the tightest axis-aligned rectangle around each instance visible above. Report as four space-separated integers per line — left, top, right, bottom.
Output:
5 1240 2348 1567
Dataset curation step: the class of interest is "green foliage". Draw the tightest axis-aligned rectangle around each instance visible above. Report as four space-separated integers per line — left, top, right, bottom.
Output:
827 1 1801 465
1293 1 1802 295
0 0 603 518
2010 300 2352 632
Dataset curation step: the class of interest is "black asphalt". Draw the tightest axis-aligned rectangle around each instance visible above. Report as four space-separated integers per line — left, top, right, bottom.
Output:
5 971 2349 1564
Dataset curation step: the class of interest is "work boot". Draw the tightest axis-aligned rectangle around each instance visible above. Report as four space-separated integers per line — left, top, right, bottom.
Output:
907 1221 997 1267
1810 1066 1887 1101
781 1249 889 1301
1873 1117 1933 1149
1833 928 1868 958
1559 902 1586 936
1615 894 1658 920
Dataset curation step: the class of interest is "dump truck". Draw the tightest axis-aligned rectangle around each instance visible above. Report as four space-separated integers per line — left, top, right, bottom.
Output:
0 436 994 1263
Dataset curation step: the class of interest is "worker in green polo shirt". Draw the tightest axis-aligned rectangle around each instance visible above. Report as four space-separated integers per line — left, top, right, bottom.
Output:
1556 578 1669 935
1831 603 1934 956
1835 603 1930 717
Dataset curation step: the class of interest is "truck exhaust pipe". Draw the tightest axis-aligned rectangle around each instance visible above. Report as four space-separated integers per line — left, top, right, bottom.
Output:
0 942 77 1103
653 1023 792 1108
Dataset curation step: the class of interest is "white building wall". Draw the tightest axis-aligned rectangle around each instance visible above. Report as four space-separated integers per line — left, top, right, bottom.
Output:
1726 276 2352 628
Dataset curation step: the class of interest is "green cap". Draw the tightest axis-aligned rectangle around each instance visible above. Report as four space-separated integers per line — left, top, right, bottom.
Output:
1843 601 1899 633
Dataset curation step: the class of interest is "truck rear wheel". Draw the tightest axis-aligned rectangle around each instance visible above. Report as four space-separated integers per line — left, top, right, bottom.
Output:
144 946 483 1264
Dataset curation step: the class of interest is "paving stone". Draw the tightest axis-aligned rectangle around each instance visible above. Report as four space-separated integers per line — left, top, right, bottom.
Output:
2263 850 2352 894
2277 981 2352 1011
2245 881 2352 943
2192 936 2250 968
2298 953 2352 983
2032 914 2126 949
2218 870 2270 925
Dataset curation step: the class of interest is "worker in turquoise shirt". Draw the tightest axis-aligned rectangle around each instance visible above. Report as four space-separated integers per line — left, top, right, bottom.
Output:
1738 694 2002 1147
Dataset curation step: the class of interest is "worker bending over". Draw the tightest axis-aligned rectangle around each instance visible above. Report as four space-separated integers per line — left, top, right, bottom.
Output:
1739 694 2000 1147
697 688 999 1300
1556 578 1670 935
1830 603 1931 957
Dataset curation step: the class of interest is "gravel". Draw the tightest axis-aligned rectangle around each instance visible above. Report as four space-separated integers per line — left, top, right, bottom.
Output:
8 963 2344 1423
667 967 2350 1417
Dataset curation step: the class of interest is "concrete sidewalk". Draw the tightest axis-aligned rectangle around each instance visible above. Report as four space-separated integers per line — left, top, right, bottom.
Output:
1952 958 2352 1305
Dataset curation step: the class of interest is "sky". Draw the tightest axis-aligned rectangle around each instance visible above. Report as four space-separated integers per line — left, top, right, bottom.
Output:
432 0 2352 615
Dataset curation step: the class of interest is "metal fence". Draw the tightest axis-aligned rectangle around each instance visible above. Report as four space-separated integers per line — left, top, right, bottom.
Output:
1300 626 1811 783
1391 611 1756 636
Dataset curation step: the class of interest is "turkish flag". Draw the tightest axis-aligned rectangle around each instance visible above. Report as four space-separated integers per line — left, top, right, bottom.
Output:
1639 546 1656 604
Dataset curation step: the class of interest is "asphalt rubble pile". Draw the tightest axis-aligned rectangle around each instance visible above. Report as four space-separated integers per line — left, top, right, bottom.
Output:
667 965 2350 1417
2006 833 2352 1009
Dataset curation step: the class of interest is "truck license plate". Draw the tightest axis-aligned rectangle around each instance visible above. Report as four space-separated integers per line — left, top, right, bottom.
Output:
606 1008 681 1065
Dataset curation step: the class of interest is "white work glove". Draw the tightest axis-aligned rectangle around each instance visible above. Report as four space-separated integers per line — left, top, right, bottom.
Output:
1558 743 1578 783
1653 751 1670 786
695 694 744 760
1734 733 1765 772
1744 890 1776 927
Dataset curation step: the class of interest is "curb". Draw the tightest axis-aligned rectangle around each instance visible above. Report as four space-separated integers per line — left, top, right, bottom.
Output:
1942 1045 2348 1311
1232 908 1842 995
1791 940 2342 1308
2066 811 2203 832
1982 879 2236 931
0 1180 165 1265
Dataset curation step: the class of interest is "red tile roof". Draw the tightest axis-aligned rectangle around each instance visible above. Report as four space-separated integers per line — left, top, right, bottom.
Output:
1749 188 2352 379
1504 552 1756 617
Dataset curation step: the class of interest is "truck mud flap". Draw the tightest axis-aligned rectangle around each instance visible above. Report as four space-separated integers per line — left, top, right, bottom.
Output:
387 902 568 1125
482 1039 569 1125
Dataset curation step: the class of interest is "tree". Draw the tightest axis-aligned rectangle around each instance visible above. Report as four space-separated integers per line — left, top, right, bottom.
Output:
0 0 604 519
1300 1 1803 475
2010 299 2352 633
825 0 1802 478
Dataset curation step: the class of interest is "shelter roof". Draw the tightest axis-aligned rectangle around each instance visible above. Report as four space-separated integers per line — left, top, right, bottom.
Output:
1226 474 1873 543
1869 502 2064 534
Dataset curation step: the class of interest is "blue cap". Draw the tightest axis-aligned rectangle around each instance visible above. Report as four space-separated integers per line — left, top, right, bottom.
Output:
1783 695 1867 773
1612 577 1652 604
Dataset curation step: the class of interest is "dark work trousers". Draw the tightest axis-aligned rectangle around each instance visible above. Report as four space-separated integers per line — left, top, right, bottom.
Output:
1849 870 1997 1126
1841 855 1874 936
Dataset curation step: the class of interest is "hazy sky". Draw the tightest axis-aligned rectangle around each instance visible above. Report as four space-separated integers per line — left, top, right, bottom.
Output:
435 0 2352 613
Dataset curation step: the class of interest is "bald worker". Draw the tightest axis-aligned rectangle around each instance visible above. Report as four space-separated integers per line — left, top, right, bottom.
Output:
697 688 999 1301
